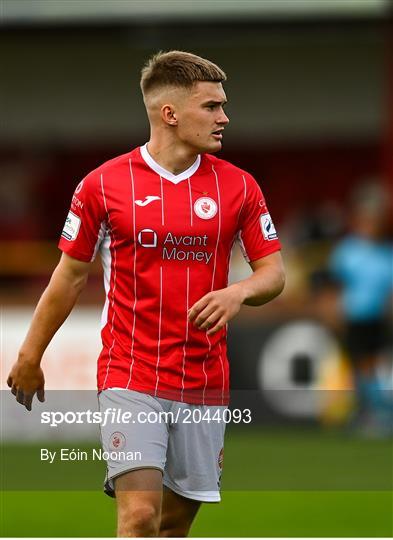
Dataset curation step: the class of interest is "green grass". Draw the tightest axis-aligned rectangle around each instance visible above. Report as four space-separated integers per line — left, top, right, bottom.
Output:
1 490 392 537
1 427 392 537
192 491 393 537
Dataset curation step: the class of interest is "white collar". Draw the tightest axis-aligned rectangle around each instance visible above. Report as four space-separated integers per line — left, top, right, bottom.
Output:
140 143 201 184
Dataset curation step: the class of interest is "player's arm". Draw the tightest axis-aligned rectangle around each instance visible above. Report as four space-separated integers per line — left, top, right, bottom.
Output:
7 252 91 410
189 251 285 336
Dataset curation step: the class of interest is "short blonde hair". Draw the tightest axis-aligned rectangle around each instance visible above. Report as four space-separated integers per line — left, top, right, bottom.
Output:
140 50 226 96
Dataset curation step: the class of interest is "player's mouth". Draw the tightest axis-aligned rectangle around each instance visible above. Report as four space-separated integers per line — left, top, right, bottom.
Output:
211 129 224 140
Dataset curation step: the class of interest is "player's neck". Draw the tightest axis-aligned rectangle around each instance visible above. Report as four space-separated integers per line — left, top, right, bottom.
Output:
146 139 199 176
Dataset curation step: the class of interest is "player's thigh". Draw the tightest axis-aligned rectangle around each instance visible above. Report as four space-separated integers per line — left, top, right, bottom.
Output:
163 403 226 502
160 486 201 537
115 466 164 492
99 389 169 496
115 468 163 533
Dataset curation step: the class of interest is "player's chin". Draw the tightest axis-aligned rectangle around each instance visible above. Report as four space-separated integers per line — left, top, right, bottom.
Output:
206 138 223 153
194 138 222 154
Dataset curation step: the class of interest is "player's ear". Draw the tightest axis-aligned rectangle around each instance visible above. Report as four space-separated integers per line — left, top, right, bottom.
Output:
161 104 178 126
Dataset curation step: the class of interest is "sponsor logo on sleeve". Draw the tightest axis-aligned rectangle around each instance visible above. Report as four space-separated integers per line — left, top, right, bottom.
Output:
194 197 217 220
61 211 81 241
72 195 84 210
260 213 278 241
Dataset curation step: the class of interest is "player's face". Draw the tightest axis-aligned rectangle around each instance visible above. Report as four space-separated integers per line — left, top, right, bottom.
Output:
175 82 229 154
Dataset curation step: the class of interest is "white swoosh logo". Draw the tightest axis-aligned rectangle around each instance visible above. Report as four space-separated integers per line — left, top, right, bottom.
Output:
135 195 161 207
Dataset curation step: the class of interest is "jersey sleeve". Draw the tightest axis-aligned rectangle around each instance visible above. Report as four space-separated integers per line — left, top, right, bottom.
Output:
58 171 107 262
237 173 281 262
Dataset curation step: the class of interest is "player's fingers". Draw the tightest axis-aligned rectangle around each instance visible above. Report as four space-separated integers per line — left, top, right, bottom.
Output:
16 389 24 405
199 311 221 330
194 304 218 327
11 385 17 396
188 295 211 321
23 393 34 411
206 317 226 336
188 301 205 321
37 388 45 403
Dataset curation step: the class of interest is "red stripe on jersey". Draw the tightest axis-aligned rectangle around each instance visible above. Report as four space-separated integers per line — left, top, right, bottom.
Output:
180 266 190 402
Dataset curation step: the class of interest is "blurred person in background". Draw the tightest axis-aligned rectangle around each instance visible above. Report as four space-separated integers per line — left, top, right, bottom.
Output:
7 51 285 537
330 183 393 436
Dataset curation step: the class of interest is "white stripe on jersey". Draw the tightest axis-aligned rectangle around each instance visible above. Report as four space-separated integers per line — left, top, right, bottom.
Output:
210 165 221 291
100 174 117 390
181 266 190 402
154 265 163 396
93 221 109 329
202 165 223 404
100 229 112 329
187 177 193 227
237 175 250 261
238 230 250 262
160 175 165 226
127 157 138 389
91 221 106 262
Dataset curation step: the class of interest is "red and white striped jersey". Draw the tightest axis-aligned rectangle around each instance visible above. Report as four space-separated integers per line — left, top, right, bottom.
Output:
58 145 281 404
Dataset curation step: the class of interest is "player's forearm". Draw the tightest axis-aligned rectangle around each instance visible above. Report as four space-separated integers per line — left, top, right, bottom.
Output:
18 265 87 365
234 258 285 307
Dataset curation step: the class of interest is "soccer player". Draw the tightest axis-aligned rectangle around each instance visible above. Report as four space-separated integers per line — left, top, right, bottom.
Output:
330 184 392 435
8 51 285 537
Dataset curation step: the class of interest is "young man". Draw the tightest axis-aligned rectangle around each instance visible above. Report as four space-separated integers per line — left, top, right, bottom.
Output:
8 51 285 537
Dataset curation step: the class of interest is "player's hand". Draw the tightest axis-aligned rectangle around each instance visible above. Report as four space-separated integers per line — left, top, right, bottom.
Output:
188 284 244 336
7 357 45 411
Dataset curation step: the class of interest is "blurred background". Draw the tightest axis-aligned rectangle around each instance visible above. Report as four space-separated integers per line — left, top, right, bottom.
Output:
1 0 392 537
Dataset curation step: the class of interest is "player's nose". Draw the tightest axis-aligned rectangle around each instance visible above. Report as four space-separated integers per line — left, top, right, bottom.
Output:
218 110 229 125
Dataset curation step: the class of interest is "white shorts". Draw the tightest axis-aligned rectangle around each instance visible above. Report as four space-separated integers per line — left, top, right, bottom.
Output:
98 388 226 502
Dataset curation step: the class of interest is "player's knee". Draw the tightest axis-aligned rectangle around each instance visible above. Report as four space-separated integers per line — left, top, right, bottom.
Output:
159 514 192 537
159 525 190 537
118 504 160 537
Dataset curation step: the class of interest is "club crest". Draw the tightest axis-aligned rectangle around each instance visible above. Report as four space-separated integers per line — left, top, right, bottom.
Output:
194 197 217 220
109 432 126 451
